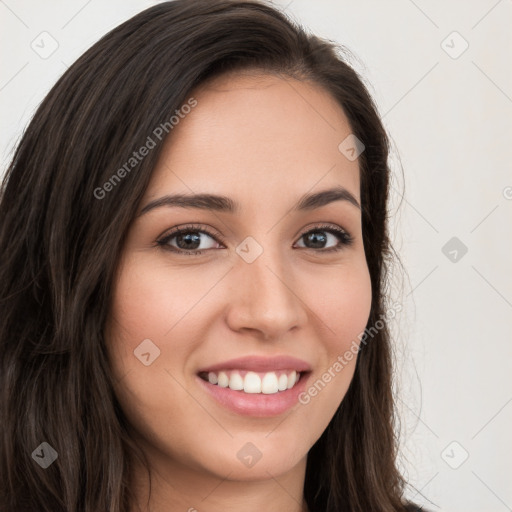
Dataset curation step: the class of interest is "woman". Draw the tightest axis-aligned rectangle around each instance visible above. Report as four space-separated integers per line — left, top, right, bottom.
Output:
0 1 424 510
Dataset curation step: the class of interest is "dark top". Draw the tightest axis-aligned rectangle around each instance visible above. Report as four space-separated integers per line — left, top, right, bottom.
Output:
405 504 428 512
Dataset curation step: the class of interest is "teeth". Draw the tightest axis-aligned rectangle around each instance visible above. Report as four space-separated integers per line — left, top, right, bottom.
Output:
244 372 261 393
217 371 229 388
202 369 303 394
261 372 279 394
228 372 244 391
287 370 297 389
277 373 288 391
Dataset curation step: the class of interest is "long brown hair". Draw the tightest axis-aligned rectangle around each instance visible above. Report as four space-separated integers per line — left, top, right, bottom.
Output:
0 1 412 510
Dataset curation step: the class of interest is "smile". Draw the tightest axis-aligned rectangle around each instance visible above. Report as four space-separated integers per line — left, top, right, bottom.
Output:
198 369 301 394
196 355 312 416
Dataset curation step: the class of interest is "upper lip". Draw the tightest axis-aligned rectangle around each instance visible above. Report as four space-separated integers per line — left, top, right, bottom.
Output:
197 355 312 373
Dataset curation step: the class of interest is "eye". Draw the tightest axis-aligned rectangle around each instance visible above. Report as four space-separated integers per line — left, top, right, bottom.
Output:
156 223 354 256
294 224 354 252
156 224 224 255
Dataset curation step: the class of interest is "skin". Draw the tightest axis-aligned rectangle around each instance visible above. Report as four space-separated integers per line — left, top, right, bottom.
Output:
106 71 372 512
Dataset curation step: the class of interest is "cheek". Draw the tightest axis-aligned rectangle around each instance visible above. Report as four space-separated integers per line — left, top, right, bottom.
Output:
106 257 220 376
105 259 211 462
106 263 167 376
304 258 373 352
334 271 372 351
296 260 372 422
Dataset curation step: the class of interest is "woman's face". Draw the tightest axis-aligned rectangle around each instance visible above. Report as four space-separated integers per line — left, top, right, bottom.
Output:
107 72 372 484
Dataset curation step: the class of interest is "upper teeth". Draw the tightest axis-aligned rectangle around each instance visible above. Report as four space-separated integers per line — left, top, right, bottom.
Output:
203 370 301 394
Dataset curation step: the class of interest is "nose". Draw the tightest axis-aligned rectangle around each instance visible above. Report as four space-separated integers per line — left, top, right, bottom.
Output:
225 247 308 341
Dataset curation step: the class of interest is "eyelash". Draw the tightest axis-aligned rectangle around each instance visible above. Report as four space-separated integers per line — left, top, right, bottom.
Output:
156 223 354 256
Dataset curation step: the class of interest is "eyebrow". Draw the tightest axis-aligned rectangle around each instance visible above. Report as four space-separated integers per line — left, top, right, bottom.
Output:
138 185 361 217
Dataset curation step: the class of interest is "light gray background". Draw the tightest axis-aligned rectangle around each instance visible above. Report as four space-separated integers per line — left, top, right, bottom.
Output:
1 1 511 511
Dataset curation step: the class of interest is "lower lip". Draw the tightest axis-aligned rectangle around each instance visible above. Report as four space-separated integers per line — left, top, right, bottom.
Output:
196 373 311 417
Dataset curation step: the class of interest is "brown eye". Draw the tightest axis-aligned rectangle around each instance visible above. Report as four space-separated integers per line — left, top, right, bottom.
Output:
295 225 353 252
156 223 353 256
157 225 224 255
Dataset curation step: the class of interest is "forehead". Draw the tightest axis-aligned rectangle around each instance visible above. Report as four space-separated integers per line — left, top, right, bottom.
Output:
145 72 360 211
